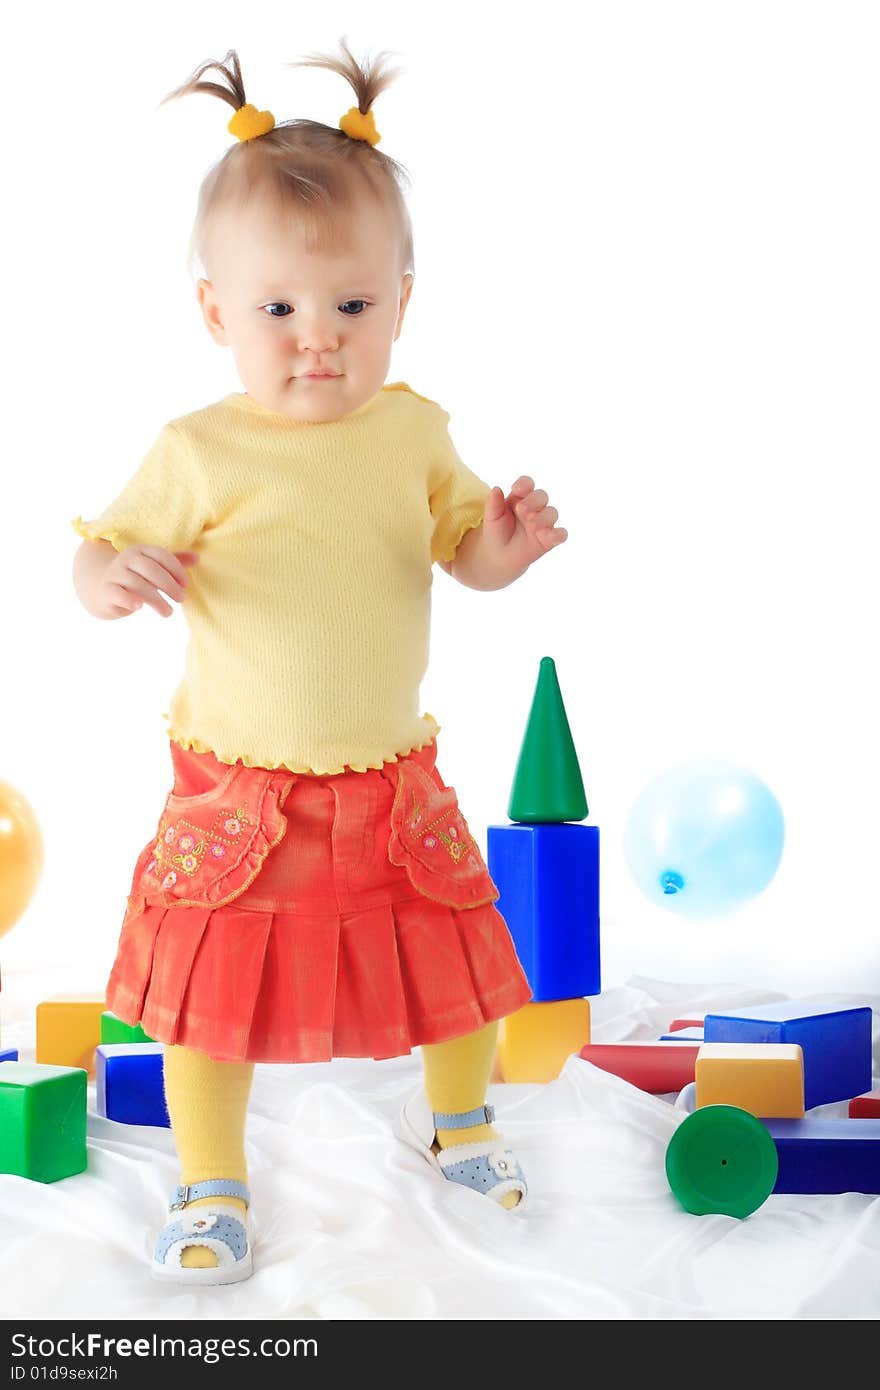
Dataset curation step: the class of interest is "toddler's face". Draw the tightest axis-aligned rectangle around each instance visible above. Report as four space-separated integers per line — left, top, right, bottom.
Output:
197 192 413 423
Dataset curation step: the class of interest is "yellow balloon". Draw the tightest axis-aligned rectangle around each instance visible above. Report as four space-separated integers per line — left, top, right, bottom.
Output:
0 780 44 940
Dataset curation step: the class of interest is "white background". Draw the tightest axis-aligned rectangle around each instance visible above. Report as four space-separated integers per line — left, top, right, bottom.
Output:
2 0 879 1003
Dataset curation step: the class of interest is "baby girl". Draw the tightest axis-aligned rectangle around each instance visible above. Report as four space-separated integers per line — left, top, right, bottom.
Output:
72 39 567 1285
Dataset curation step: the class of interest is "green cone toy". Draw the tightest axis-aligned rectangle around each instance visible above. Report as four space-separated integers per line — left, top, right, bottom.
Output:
507 656 588 823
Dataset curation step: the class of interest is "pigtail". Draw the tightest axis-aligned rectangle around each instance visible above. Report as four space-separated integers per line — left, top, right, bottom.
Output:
159 48 249 114
287 35 404 115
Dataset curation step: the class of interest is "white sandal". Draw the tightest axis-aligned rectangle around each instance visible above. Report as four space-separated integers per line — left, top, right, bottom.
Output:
393 1091 528 1207
151 1179 253 1285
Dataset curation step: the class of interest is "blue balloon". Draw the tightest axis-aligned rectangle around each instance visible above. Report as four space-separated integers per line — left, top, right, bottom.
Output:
623 761 785 918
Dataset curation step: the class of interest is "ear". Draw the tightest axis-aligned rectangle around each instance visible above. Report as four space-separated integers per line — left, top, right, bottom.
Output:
393 273 414 342
196 278 229 347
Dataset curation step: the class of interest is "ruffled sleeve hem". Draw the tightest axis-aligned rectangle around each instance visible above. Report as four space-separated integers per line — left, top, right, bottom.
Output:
163 712 443 777
431 511 484 566
71 516 128 553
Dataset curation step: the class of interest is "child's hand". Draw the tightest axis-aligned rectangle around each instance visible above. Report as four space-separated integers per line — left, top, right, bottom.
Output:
101 546 199 619
480 476 568 576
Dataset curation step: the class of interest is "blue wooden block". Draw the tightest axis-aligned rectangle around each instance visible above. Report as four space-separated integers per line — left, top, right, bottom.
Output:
486 822 600 1001
703 1002 872 1110
1 1048 19 1062
659 1028 705 1041
766 1118 880 1193
95 1043 169 1128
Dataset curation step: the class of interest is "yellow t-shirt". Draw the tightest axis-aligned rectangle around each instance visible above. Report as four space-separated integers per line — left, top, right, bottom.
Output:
72 382 490 774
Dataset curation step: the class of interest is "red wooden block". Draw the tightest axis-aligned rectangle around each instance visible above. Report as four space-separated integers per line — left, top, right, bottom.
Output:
577 1041 701 1093
668 1016 705 1032
849 1088 880 1118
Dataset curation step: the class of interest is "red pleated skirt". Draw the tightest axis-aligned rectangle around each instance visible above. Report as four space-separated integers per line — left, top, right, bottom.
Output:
105 736 532 1063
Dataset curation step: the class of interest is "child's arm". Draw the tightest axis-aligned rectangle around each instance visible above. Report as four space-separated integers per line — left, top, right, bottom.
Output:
73 538 198 620
438 477 567 591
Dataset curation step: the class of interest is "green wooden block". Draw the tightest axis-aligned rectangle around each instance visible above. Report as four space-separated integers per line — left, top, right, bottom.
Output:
101 1010 154 1045
0 1062 88 1183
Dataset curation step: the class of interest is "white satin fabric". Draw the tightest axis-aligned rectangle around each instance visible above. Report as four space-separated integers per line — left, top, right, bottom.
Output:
1 971 878 1320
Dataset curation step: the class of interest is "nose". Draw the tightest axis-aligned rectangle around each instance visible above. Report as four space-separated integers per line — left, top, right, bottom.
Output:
294 311 340 355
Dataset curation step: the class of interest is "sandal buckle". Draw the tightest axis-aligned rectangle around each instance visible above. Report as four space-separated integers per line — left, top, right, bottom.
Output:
169 1184 190 1211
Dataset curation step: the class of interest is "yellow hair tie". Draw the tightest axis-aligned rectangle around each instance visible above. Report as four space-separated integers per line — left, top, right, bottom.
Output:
228 103 276 142
339 106 380 146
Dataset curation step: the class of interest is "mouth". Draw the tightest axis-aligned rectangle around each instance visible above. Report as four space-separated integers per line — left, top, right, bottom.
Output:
299 372 341 380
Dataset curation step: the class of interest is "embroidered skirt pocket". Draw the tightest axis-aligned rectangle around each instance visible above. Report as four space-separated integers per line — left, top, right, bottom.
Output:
131 762 295 911
386 758 499 909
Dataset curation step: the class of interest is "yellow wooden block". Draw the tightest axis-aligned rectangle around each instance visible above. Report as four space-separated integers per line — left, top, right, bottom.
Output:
496 998 591 1083
36 994 107 1078
695 1042 805 1117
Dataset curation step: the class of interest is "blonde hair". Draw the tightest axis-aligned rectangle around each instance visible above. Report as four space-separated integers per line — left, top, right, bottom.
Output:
160 40 415 281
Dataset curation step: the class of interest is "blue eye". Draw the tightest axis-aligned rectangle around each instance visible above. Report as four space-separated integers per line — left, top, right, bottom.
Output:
340 300 368 315
264 303 292 317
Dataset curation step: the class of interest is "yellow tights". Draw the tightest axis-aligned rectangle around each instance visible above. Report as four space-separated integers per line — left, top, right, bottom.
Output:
421 1020 521 1210
162 1019 512 1270
162 1044 254 1271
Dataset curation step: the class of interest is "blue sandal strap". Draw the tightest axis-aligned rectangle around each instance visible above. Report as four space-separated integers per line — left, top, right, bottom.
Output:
432 1103 495 1129
169 1179 250 1211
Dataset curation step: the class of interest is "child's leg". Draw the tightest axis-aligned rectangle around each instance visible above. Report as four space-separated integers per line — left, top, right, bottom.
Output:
420 1020 521 1209
162 1043 254 1270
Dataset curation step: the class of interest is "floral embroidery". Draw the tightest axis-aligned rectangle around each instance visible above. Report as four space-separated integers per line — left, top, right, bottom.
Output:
219 809 248 838
407 801 478 867
145 807 253 894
